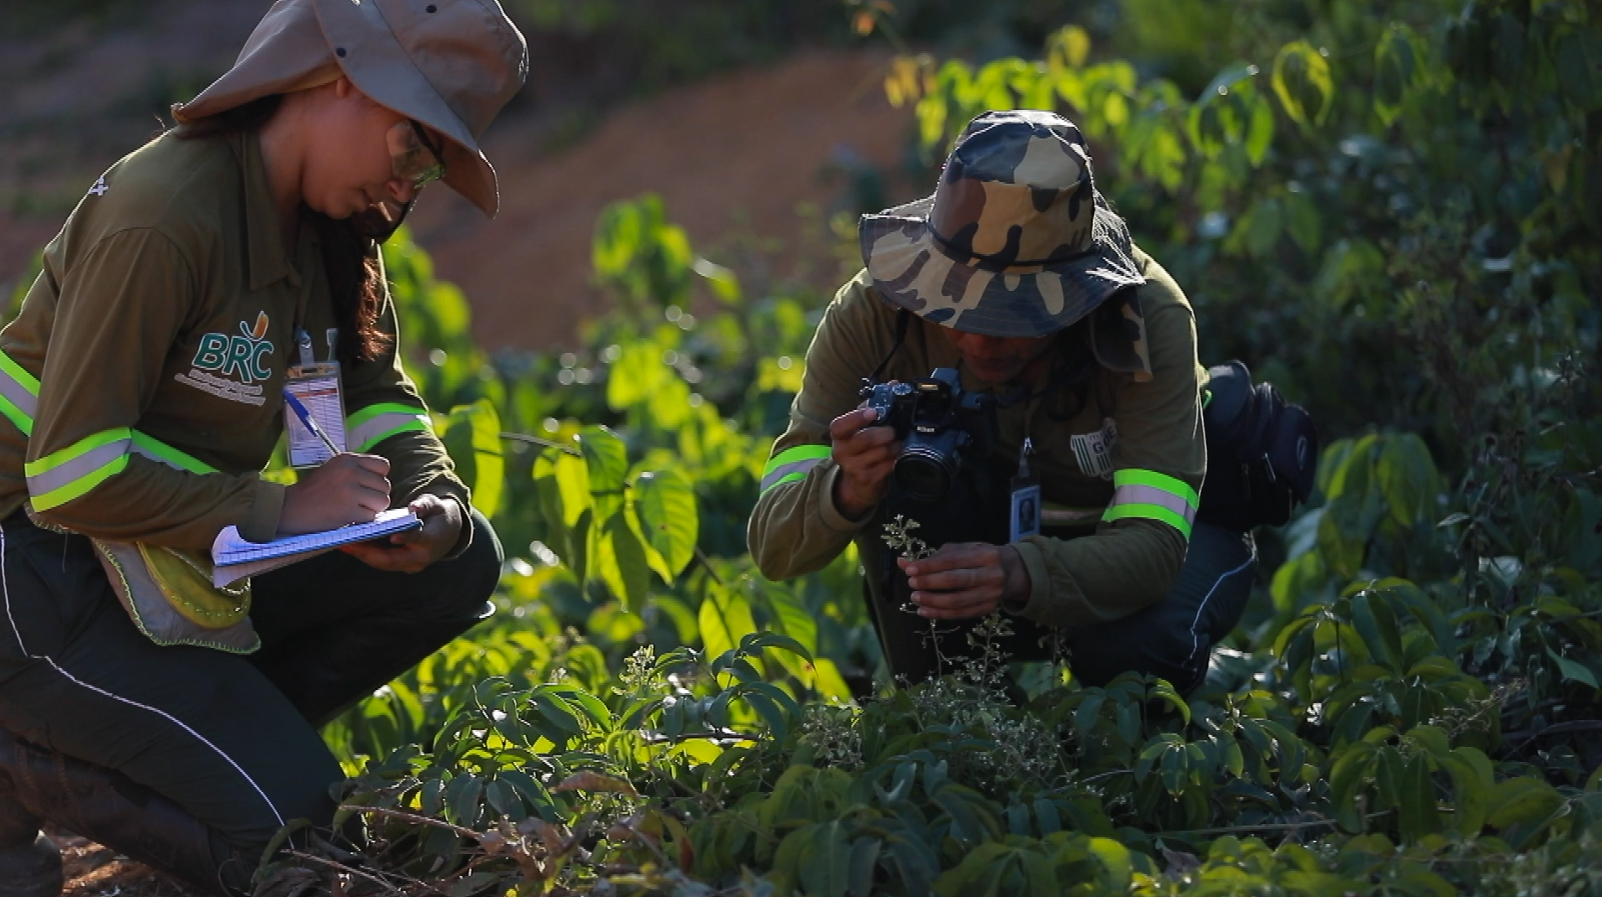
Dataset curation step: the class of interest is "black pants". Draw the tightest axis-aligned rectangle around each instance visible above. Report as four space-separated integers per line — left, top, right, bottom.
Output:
864 520 1256 694
0 508 502 880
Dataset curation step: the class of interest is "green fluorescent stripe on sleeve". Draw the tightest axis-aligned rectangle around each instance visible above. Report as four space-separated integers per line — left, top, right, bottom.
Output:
352 419 430 453
1112 468 1200 510
29 455 130 512
24 427 133 477
347 402 430 430
762 444 832 477
1102 503 1194 539
0 350 40 396
0 396 32 437
130 432 218 475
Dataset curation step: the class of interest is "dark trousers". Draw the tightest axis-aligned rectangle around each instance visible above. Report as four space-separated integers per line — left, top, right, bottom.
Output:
0 508 502 883
864 520 1256 695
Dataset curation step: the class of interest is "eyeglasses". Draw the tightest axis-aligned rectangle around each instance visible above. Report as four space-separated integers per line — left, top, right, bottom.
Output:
386 119 447 192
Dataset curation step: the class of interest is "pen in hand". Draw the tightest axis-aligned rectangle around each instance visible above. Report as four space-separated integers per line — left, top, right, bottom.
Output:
283 390 341 457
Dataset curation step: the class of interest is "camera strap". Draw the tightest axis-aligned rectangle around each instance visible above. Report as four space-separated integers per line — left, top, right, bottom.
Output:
868 309 915 384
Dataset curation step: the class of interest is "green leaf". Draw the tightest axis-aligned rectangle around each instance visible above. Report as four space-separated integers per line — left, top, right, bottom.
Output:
1376 433 1439 528
1439 748 1493 837
1282 190 1323 254
1273 40 1335 129
632 468 698 578
595 510 652 612
1373 23 1423 126
578 425 629 520
444 773 484 827
1047 25 1091 71
1486 777 1568 848
1545 648 1600 688
1351 590 1405 672
848 836 882 897
699 582 758 667
441 399 504 518
606 342 672 412
1244 197 1283 258
797 822 852 897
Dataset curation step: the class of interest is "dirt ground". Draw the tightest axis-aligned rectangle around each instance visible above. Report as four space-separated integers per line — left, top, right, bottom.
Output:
401 47 918 350
49 827 199 897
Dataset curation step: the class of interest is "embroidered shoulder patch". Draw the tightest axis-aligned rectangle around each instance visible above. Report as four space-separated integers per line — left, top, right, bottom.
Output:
1069 417 1119 479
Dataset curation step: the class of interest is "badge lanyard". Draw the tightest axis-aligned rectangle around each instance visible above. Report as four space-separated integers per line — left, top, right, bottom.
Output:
284 328 348 468
1009 436 1041 542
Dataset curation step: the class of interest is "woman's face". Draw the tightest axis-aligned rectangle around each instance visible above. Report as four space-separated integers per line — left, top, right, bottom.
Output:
299 79 444 221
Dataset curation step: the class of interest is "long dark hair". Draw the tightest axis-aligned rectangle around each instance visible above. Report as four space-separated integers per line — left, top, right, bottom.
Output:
173 94 391 364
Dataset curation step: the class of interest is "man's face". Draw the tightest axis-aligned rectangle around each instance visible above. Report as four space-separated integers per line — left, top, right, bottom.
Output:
940 327 1060 385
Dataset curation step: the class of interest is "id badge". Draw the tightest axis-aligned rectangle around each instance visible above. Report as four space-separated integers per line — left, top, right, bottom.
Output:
1009 437 1041 542
284 362 347 467
1010 482 1041 541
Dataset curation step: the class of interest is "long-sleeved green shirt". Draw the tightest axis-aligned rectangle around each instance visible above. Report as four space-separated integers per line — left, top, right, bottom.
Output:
747 251 1207 628
0 129 469 550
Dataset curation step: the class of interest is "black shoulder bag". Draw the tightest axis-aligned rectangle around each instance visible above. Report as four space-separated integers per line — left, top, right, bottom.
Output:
1197 360 1319 529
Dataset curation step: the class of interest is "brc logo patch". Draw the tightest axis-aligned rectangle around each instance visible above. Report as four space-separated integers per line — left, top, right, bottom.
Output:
174 311 274 406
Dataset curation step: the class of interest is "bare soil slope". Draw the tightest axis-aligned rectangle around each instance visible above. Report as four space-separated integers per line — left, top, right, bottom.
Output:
405 47 915 350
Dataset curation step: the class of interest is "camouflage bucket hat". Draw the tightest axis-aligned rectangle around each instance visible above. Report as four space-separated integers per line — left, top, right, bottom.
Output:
860 109 1146 338
173 0 528 217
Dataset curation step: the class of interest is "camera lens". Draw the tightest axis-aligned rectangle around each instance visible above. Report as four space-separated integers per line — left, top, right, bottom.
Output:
895 447 956 502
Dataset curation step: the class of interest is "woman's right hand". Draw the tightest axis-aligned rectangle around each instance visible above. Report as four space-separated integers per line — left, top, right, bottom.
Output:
278 453 392 534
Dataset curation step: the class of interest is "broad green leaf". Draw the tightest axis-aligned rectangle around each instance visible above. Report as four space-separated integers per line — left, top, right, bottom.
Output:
1244 198 1283 258
441 399 504 518
593 510 651 612
1283 190 1322 254
1485 777 1568 848
1545 648 1600 688
1273 40 1335 129
1376 433 1439 527
796 822 851 897
606 342 672 412
578 425 628 520
848 836 882 897
633 468 698 578
1047 25 1091 71
699 582 758 666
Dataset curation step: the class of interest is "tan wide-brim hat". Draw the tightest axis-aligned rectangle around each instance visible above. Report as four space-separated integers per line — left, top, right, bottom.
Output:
859 110 1146 340
173 0 527 218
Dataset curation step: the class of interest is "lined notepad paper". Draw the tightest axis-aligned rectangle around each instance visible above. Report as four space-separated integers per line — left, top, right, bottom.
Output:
211 508 422 586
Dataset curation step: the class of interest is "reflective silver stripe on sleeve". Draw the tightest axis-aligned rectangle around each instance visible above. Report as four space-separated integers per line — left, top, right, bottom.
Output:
759 456 828 493
26 436 133 496
1108 483 1199 526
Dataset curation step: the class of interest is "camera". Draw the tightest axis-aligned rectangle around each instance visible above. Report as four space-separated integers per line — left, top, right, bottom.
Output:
859 368 997 502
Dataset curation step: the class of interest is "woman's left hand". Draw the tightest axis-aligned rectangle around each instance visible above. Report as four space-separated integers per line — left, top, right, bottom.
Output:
341 493 463 573
897 542 1032 619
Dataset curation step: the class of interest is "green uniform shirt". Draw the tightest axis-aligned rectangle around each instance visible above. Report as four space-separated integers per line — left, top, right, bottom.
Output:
747 251 1207 628
0 129 469 550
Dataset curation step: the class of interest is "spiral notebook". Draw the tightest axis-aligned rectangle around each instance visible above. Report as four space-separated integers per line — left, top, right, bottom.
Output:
210 508 422 587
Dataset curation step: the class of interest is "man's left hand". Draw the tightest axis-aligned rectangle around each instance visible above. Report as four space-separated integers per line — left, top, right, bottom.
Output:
897 542 1032 619
341 494 463 573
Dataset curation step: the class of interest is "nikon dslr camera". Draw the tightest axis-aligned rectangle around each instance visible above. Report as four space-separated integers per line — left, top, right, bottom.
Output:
860 368 997 502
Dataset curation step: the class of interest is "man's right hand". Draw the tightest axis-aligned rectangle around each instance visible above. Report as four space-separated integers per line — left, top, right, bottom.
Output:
278 453 392 534
829 407 902 520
